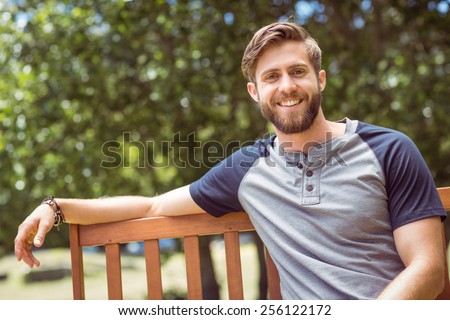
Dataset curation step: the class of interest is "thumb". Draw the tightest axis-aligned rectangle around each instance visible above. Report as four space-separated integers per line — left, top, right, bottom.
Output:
33 222 52 247
34 233 45 247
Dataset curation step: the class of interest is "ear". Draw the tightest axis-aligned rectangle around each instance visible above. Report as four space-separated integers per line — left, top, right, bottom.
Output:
318 70 326 92
247 82 259 102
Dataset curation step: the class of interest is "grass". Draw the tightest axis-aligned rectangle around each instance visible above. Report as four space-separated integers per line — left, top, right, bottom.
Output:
0 239 260 300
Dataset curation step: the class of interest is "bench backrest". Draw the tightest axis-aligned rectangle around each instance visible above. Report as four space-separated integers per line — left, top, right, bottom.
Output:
69 211 281 299
69 187 450 300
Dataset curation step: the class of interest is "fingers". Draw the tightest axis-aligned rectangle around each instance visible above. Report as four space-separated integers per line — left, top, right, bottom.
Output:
22 245 41 268
14 223 33 261
14 232 40 268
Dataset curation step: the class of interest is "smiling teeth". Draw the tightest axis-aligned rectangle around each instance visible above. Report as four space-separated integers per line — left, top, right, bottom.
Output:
280 99 300 107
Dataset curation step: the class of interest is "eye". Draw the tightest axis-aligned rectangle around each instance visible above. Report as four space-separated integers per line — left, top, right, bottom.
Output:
264 73 279 82
291 69 305 76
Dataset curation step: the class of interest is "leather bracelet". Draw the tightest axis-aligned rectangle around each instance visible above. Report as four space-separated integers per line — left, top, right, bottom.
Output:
42 196 66 231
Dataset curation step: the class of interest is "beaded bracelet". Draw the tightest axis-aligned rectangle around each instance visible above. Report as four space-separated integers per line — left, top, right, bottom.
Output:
41 196 66 231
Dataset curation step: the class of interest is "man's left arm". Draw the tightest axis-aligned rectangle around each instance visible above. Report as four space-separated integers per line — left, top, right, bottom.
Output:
378 216 446 299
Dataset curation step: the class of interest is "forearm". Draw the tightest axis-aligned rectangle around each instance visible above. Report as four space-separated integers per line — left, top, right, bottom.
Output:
377 259 445 299
55 185 204 225
56 196 153 225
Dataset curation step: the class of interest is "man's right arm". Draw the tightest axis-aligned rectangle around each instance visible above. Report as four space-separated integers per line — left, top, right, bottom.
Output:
14 185 205 268
57 185 205 225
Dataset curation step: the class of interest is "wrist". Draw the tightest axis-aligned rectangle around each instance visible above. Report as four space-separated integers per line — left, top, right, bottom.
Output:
41 196 66 230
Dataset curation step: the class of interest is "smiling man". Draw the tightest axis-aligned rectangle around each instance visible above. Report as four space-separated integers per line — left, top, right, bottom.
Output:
15 21 447 300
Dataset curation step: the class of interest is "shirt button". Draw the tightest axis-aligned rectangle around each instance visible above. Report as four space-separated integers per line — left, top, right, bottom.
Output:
306 185 314 192
306 170 313 177
297 163 303 169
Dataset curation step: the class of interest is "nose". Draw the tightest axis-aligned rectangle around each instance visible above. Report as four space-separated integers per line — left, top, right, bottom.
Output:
278 74 297 94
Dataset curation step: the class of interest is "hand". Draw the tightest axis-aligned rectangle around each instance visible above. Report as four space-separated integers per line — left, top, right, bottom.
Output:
14 204 55 268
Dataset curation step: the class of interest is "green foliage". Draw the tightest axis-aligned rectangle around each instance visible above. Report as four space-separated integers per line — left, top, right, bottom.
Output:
1 0 449 256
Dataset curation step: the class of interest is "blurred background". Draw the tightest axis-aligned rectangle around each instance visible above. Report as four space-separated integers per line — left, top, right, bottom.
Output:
0 0 449 299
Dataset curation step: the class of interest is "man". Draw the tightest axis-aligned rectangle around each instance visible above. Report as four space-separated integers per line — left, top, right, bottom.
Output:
14 22 447 299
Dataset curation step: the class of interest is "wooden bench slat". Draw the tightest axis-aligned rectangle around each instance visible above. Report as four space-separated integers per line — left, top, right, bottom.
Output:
144 239 163 300
184 236 203 299
224 231 244 299
105 243 123 300
69 224 85 300
78 212 254 247
438 187 450 210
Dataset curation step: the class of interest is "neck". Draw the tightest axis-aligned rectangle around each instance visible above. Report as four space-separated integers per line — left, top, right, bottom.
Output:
275 109 346 154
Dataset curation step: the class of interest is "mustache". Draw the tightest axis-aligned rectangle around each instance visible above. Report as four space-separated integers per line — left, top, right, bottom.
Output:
271 92 308 103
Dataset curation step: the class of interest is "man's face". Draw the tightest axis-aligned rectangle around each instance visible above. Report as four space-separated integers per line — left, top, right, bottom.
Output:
247 40 326 135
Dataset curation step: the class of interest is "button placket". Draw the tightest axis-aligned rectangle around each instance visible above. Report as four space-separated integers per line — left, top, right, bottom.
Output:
301 166 320 205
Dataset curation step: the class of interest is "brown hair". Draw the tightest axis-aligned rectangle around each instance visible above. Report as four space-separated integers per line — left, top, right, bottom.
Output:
241 22 322 82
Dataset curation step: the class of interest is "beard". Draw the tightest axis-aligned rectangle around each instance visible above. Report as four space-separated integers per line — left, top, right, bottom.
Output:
259 91 322 135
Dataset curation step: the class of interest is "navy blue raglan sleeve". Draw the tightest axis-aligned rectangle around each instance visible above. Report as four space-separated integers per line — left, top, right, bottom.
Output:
189 144 261 217
357 122 446 230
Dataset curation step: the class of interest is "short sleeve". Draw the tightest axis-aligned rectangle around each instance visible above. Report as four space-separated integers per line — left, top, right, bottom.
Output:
357 123 446 229
189 143 262 217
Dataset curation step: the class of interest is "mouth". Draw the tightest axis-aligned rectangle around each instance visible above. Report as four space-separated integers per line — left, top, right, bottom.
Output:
277 99 303 108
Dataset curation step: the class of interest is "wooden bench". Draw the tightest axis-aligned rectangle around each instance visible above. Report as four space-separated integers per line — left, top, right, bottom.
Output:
69 187 450 300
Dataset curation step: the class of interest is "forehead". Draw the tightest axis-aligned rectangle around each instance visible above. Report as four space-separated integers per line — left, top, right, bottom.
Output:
255 40 311 77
